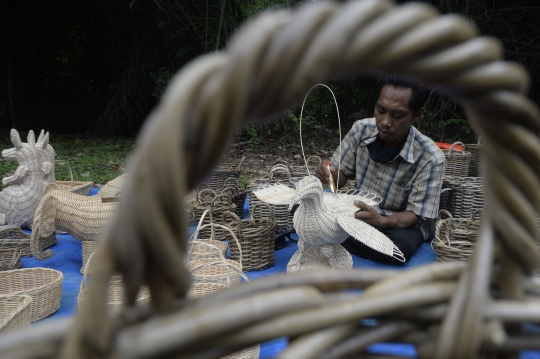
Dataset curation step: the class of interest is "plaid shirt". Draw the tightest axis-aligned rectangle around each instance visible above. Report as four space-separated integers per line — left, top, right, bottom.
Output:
332 118 445 236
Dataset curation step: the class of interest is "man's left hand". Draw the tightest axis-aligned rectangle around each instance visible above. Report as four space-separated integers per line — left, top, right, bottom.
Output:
354 200 387 229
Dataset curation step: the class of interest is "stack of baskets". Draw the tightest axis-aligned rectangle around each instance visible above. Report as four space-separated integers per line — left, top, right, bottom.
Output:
222 204 277 271
435 140 484 261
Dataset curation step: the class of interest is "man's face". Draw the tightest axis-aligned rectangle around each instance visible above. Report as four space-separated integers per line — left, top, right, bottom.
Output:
374 85 423 146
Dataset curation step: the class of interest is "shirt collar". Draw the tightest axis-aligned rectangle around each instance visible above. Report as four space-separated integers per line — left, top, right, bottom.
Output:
369 124 417 163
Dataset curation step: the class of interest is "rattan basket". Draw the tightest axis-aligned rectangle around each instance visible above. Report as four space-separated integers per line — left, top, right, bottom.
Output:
97 173 126 198
433 209 483 262
55 161 94 196
0 226 56 257
0 249 21 271
192 192 236 241
78 251 150 309
223 203 277 271
463 138 482 177
0 268 63 322
439 177 485 218
81 239 98 275
247 165 295 229
221 178 247 219
271 156 322 179
441 142 471 178
200 156 245 192
186 215 229 263
0 294 32 334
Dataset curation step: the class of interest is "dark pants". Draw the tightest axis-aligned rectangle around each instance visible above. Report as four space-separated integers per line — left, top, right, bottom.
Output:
342 226 424 265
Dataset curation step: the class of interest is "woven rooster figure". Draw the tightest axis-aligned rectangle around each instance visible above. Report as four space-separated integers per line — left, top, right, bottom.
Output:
254 175 405 272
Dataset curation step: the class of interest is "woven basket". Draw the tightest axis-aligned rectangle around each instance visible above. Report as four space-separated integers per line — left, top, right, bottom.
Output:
223 204 277 271
221 178 247 219
0 249 21 271
81 239 98 275
439 177 485 219
433 209 483 262
192 192 236 241
0 226 56 257
247 165 295 229
0 268 63 322
78 251 150 309
55 161 94 195
97 173 126 198
463 138 482 177
0 294 32 334
441 142 471 178
271 156 321 179
200 156 245 192
186 213 229 263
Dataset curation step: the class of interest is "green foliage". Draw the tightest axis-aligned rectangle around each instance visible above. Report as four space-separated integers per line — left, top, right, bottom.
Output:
246 126 261 151
150 68 174 100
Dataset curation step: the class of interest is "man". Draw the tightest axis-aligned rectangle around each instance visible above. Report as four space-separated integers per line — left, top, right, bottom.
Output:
316 75 445 264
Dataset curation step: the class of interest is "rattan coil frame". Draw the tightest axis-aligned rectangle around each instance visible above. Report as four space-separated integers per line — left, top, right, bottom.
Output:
0 294 32 334
0 249 21 271
433 209 483 262
0 268 63 322
223 203 277 271
5 1 540 358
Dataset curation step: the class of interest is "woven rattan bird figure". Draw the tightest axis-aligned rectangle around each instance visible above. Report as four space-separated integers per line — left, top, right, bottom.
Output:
254 175 405 272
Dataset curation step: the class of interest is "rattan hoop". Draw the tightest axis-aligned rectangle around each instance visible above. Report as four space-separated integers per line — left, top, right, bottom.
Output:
0 294 32 334
0 268 62 322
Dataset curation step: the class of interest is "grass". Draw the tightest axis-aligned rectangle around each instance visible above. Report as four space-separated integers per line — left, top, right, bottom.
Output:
0 133 135 189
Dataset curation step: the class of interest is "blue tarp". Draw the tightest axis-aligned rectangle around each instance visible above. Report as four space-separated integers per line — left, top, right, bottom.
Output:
22 189 538 358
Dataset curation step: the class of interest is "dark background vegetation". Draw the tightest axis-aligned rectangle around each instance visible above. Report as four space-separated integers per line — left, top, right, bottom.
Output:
1 0 538 144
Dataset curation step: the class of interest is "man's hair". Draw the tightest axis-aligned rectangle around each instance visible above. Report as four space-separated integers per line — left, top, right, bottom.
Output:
375 75 430 115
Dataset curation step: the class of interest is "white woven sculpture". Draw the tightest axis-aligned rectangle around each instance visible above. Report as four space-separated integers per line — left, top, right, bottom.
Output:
254 175 405 272
0 129 53 227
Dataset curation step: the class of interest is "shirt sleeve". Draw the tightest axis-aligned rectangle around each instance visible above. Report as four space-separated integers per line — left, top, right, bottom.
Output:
406 160 445 219
331 121 364 179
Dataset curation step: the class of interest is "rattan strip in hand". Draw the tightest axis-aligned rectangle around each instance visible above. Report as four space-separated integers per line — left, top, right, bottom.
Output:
433 209 483 262
223 204 277 271
0 249 21 271
0 268 62 322
441 142 472 178
0 294 32 334
0 226 56 257
44 1 540 358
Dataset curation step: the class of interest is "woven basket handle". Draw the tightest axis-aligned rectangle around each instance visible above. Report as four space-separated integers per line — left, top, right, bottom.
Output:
220 186 237 197
272 160 292 169
251 203 275 221
196 182 210 192
197 189 216 204
448 141 465 158
237 156 245 171
193 209 216 239
269 164 293 184
55 159 75 184
467 208 484 229
437 209 454 222
190 222 244 269
80 248 98 298
8 249 20 269
222 210 241 225
211 194 233 208
306 156 322 166
223 177 240 188
187 240 226 261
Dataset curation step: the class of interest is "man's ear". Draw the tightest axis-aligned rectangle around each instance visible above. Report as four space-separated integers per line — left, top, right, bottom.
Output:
413 108 425 123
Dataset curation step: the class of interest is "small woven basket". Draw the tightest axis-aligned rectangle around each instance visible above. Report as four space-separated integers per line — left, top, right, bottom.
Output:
441 142 471 178
433 209 483 262
81 239 98 275
439 177 485 219
55 161 94 195
200 156 245 192
0 268 63 322
192 192 236 241
0 294 32 334
0 249 21 271
78 251 151 308
186 213 229 263
221 178 247 218
463 138 482 177
0 226 56 257
223 203 277 271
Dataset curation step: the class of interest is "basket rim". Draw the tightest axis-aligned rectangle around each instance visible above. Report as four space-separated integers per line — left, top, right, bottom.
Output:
0 268 64 296
0 294 32 331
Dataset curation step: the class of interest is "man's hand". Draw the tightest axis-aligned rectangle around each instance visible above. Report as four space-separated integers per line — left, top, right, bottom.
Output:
354 200 387 228
315 161 339 185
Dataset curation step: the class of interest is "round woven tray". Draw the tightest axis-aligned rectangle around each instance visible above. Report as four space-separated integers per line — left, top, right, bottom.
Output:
0 294 32 334
439 177 485 219
433 209 483 262
441 142 471 178
0 268 63 322
223 204 277 271
0 249 21 271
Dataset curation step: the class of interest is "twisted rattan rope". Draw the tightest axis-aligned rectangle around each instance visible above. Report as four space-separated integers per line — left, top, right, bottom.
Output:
0 1 533 358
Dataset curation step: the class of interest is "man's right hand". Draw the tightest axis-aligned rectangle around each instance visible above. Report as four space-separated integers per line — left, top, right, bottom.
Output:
315 161 339 185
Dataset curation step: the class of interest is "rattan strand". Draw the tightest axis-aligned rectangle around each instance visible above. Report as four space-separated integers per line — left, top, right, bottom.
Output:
0 268 62 322
0 294 32 334
0 249 21 271
222 203 277 271
433 209 483 262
